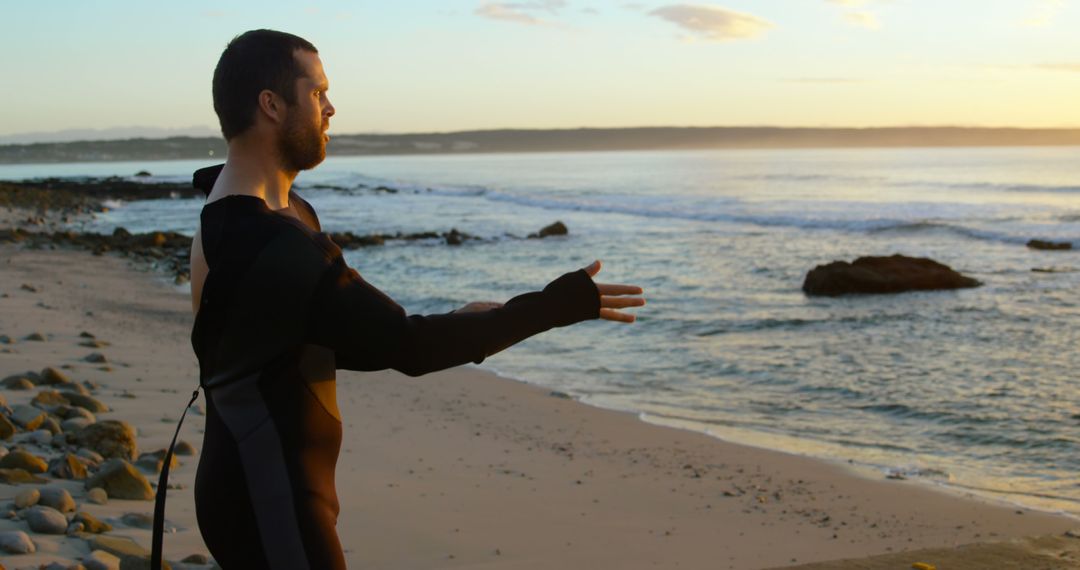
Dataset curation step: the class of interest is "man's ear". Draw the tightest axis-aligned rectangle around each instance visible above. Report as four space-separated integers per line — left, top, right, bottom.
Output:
256 89 285 124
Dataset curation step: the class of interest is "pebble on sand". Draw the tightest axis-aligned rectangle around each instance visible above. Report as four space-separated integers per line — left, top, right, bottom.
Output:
0 529 36 554
14 487 40 508
87 487 109 505
51 453 91 480
0 467 47 484
182 553 210 564
26 505 69 534
174 441 197 456
85 459 153 500
121 512 154 529
0 449 48 473
135 449 179 474
62 392 110 414
40 366 73 385
62 417 95 433
31 389 70 410
3 376 35 390
0 414 16 439
83 352 108 363
84 549 122 570
11 404 47 430
74 511 113 534
38 486 77 513
87 533 151 558
75 420 137 460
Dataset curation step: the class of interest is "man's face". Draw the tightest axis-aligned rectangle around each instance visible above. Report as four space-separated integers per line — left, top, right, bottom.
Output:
278 50 335 172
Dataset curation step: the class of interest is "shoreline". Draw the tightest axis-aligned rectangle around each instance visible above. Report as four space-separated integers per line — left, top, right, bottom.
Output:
480 363 1080 523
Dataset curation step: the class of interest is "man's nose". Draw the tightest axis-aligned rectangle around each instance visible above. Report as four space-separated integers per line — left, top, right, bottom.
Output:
325 98 336 118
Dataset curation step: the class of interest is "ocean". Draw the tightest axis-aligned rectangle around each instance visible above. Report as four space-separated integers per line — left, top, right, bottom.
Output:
3 146 1078 517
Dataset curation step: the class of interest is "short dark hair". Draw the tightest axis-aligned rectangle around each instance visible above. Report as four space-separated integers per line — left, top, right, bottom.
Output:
212 29 318 140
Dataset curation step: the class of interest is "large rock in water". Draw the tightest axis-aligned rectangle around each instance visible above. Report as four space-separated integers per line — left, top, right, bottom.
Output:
803 255 981 296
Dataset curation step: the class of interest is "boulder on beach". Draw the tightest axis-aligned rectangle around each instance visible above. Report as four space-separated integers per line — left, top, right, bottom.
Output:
85 459 153 500
14 487 40 508
62 391 109 413
802 254 981 297
31 389 70 411
0 414 15 439
74 511 113 534
11 404 47 430
0 467 47 484
50 453 90 480
75 420 137 460
0 449 48 473
39 366 72 385
135 449 178 474
87 486 109 505
26 505 68 534
38 486 76 513
85 549 122 570
90 535 149 557
2 376 35 390
0 529 36 554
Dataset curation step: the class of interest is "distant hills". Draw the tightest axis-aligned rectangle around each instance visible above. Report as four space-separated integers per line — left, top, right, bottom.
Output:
3 127 1080 164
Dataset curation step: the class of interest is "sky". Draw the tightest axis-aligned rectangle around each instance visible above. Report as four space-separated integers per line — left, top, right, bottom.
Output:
3 0 1080 140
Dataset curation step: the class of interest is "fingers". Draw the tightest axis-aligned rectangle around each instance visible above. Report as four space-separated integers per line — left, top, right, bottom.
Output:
602 296 646 309
583 259 601 277
596 282 644 296
599 308 636 323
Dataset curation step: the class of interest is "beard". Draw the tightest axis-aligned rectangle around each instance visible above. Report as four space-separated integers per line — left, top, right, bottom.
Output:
278 112 325 172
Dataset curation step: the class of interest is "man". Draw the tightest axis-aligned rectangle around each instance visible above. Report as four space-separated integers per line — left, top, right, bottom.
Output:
178 29 644 569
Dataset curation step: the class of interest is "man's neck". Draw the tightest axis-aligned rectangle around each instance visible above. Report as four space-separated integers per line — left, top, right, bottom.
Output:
210 137 297 210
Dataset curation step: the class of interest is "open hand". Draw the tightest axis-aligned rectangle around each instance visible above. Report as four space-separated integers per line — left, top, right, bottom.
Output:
583 260 645 323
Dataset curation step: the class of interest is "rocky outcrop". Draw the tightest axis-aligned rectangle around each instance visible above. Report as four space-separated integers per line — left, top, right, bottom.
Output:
1027 239 1072 250
803 255 981 296
529 221 568 239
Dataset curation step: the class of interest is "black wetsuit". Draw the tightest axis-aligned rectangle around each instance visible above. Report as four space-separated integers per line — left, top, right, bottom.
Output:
189 164 600 569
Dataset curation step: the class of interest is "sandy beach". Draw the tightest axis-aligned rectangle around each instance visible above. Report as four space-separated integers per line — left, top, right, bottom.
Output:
1 205 1078 569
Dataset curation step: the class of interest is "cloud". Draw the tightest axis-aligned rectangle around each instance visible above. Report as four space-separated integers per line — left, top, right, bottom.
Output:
474 0 567 25
1022 0 1065 27
844 11 880 29
648 4 773 42
825 0 882 30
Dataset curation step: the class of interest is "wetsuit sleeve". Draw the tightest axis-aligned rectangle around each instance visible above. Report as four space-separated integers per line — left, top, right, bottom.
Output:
305 250 601 377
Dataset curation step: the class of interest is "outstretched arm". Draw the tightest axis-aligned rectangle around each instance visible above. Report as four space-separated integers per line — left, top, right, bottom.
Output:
454 260 644 323
306 256 644 377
